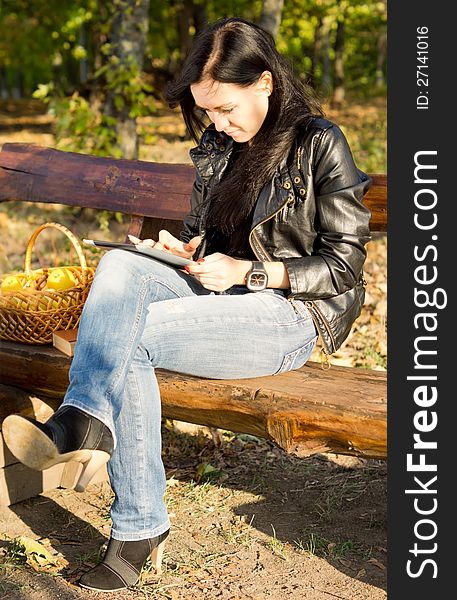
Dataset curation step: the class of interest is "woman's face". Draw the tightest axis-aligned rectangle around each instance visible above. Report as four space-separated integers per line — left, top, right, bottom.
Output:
191 73 272 144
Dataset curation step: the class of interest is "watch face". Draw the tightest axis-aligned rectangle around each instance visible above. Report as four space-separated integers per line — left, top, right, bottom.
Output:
248 272 267 290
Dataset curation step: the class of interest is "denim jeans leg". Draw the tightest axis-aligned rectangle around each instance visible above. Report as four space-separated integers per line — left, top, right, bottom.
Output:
61 250 207 540
60 250 317 541
143 290 317 379
106 290 316 539
62 249 209 445
108 345 170 541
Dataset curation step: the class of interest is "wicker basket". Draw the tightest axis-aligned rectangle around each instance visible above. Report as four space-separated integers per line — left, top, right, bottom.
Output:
0 222 96 344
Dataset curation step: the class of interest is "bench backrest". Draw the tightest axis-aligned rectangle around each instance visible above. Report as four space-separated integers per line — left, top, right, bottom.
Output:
0 143 387 238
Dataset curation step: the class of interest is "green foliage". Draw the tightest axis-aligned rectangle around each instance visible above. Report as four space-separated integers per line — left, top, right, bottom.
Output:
96 209 125 235
35 89 119 156
95 52 156 120
1 0 387 99
277 0 386 96
0 1 95 96
1 0 386 161
357 346 387 370
26 1 156 159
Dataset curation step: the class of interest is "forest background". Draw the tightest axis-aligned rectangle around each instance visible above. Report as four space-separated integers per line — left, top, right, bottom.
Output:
0 3 387 598
0 0 387 369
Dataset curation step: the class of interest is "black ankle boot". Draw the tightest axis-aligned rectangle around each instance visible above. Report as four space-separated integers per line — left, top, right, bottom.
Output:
79 530 170 592
2 406 114 492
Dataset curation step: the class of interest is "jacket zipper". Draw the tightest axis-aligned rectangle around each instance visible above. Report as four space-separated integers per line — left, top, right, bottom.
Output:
305 300 336 354
280 195 295 223
248 193 293 259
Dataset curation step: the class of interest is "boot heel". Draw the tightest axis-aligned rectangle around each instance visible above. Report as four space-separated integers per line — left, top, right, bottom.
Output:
150 538 167 575
75 450 110 492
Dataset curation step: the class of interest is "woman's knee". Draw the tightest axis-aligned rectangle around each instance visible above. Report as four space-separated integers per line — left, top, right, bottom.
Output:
91 250 146 296
97 249 137 273
97 249 155 282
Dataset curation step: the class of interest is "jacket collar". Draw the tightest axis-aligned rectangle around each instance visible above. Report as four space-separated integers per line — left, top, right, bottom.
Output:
189 125 235 183
189 124 295 227
251 164 292 228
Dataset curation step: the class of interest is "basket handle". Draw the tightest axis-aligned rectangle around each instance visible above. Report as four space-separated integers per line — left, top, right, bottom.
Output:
24 222 88 285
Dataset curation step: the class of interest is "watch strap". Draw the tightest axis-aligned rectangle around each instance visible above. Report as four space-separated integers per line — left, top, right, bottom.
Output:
251 261 264 272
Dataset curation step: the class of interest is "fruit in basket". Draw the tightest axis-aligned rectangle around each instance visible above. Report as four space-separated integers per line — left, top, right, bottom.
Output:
46 268 77 291
36 294 59 311
1 275 24 294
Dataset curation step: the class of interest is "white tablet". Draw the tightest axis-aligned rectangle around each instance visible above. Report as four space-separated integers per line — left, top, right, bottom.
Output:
83 240 196 268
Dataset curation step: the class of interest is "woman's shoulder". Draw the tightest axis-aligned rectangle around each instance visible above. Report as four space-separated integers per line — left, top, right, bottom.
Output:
296 116 351 155
297 116 343 141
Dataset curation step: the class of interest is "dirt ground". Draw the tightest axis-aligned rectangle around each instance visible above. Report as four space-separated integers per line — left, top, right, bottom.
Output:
1 423 387 600
0 100 387 599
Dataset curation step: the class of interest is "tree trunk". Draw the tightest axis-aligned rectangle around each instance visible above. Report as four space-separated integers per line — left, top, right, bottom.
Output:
258 0 284 39
104 0 151 159
11 70 24 100
320 22 332 94
376 29 387 89
192 0 208 36
79 24 88 86
332 17 345 106
88 2 108 112
0 67 9 100
176 0 194 66
310 16 324 88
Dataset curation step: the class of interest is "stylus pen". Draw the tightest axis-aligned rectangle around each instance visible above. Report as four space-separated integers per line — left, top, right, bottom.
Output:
83 239 134 250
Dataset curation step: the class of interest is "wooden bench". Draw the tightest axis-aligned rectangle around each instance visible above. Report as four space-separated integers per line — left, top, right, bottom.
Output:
0 143 387 505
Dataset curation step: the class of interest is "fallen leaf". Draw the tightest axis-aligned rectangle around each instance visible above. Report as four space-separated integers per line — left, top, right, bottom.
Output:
14 536 57 566
356 568 366 578
194 462 222 482
368 557 386 570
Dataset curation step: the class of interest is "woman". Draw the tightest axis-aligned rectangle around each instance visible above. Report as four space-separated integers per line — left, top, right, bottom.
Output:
3 17 371 592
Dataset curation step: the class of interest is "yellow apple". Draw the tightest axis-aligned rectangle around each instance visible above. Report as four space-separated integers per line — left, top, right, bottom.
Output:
46 268 77 291
1 275 24 294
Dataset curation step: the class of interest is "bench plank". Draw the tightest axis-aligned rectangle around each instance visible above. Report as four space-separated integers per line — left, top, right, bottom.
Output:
0 342 386 459
0 143 387 231
0 141 387 479
0 143 193 220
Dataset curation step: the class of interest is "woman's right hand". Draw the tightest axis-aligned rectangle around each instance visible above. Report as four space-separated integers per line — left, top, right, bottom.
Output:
128 231 202 260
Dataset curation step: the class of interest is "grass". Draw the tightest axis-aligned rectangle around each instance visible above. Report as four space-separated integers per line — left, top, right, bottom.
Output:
0 574 33 597
267 524 287 560
309 471 372 520
0 541 28 567
357 346 388 370
74 547 104 569
0 436 387 597
159 546 238 583
216 515 255 548
180 479 231 509
293 531 365 560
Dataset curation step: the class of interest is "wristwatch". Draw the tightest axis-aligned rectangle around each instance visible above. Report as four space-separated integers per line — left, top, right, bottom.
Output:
245 261 268 291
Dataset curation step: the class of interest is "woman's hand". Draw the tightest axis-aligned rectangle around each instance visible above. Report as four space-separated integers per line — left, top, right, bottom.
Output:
186 253 249 292
128 230 202 259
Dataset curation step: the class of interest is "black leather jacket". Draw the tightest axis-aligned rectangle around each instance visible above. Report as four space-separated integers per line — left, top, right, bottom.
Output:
181 118 372 353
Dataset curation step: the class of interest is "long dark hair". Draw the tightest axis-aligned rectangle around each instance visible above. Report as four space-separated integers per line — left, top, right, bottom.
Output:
164 17 324 236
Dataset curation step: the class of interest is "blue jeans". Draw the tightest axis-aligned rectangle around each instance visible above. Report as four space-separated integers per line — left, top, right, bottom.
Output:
62 249 317 541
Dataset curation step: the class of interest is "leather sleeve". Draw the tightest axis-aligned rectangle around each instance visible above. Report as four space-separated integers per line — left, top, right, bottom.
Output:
283 125 372 299
180 170 204 244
